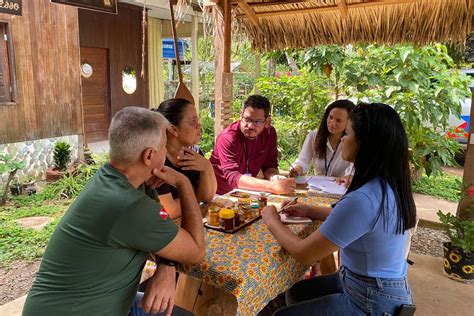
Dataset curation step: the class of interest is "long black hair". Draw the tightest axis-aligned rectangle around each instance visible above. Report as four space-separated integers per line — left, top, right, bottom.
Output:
314 100 355 159
154 98 192 126
346 102 416 233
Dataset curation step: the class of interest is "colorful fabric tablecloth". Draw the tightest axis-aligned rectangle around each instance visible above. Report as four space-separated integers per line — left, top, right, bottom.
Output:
177 192 338 316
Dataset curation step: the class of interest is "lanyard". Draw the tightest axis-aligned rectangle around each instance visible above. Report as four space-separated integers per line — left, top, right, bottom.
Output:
243 141 250 174
324 140 340 176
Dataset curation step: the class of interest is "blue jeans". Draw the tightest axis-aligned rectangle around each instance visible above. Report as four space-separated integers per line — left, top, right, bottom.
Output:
129 292 194 316
274 266 413 315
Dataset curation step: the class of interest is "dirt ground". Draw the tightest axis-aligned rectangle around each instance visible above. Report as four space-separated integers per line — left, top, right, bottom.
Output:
0 260 41 305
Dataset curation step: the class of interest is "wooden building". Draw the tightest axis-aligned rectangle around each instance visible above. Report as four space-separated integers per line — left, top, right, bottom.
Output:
78 3 149 143
0 0 83 181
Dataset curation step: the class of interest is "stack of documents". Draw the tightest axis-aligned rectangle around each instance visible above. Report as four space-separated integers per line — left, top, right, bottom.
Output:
307 176 347 197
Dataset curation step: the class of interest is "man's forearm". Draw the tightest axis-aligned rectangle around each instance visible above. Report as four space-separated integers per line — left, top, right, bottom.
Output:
263 167 279 180
175 179 205 254
238 175 272 192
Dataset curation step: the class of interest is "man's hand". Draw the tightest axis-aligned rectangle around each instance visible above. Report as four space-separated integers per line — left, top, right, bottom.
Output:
177 147 212 172
261 205 280 225
270 176 296 194
139 265 176 316
152 166 188 188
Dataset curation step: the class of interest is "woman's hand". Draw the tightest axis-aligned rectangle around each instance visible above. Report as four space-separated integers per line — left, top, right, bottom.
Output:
288 165 303 178
177 147 211 172
261 205 281 225
335 175 352 188
281 201 310 218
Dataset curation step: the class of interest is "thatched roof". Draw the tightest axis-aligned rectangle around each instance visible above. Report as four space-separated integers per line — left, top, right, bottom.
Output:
231 0 474 52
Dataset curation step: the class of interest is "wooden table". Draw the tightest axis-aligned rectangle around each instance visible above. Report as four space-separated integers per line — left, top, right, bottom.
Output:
173 191 339 316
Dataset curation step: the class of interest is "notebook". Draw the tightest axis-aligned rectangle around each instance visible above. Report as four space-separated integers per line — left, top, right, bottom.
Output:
307 176 347 196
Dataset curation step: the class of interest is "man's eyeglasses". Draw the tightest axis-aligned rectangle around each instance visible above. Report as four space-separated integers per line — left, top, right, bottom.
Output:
241 117 267 127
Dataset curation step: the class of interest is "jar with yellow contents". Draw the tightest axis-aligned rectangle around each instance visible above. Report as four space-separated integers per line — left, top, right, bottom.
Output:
207 206 220 227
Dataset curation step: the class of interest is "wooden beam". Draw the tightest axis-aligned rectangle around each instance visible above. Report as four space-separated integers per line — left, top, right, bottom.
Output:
237 0 259 26
337 0 348 18
237 0 419 18
231 0 311 6
224 0 232 73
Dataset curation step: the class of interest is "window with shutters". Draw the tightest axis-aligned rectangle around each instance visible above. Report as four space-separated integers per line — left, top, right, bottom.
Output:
0 22 16 104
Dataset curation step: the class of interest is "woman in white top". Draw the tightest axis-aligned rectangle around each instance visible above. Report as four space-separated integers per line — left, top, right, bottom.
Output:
290 100 355 178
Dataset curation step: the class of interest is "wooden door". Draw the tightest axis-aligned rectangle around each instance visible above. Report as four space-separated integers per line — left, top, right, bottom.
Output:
80 47 110 143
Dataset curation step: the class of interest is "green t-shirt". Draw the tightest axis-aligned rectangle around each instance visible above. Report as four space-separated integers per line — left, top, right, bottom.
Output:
23 163 178 316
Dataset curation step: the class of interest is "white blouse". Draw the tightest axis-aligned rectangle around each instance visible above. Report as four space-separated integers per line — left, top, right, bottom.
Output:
293 130 353 177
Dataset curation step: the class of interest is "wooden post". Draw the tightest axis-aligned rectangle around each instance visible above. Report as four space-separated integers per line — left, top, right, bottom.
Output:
213 0 233 136
191 15 199 108
254 53 260 94
457 86 474 221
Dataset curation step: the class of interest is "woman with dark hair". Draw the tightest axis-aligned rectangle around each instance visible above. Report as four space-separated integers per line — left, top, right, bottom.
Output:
153 98 217 218
290 100 355 179
262 103 417 315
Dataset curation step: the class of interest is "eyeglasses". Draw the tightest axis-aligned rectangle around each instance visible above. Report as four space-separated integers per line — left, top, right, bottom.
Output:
181 119 201 128
241 117 267 127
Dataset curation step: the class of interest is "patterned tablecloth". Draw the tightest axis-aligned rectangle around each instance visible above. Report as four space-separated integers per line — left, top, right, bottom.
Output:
172 191 338 316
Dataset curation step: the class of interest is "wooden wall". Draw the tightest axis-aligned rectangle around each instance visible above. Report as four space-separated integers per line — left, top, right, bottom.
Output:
78 3 149 116
0 0 82 144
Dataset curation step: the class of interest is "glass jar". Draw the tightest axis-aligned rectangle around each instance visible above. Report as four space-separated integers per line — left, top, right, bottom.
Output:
250 202 260 219
241 204 252 220
207 206 220 227
219 208 235 230
258 192 268 209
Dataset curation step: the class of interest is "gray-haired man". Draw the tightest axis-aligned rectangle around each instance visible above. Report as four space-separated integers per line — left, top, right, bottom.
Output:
23 107 205 316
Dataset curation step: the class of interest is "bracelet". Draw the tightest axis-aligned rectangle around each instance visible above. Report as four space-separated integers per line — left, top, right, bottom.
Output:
158 258 178 267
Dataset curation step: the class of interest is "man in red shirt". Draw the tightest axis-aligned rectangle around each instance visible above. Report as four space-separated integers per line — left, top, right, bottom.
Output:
210 95 296 195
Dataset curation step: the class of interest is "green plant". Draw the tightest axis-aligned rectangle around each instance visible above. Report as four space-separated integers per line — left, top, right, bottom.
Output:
0 153 26 205
53 141 71 171
437 186 474 253
412 173 462 202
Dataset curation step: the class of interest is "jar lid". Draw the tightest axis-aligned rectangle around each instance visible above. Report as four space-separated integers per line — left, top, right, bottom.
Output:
250 203 260 209
259 192 267 197
219 208 235 219
208 206 220 213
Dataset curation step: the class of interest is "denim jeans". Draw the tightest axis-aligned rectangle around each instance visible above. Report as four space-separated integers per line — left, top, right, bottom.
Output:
274 266 413 316
129 292 194 316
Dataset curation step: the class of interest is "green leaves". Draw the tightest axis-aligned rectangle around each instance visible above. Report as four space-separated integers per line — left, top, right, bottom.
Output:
53 141 71 171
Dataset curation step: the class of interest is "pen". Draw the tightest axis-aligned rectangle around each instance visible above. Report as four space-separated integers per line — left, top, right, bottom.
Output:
279 197 298 213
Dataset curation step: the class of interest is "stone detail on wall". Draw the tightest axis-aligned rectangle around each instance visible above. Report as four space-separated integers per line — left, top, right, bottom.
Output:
0 135 81 186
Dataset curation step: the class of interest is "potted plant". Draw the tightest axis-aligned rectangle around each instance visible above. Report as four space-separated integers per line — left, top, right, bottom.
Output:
0 153 25 205
437 185 474 283
46 141 72 182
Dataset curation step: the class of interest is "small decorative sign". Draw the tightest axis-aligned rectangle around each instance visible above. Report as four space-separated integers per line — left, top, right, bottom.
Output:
51 0 118 15
0 0 22 16
80 62 93 78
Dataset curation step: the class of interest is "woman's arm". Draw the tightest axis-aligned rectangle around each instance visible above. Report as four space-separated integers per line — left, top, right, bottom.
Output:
157 193 181 219
293 131 317 175
196 161 217 203
262 205 339 265
282 202 332 221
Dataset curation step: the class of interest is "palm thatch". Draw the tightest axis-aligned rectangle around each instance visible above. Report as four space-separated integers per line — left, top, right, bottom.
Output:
232 0 474 52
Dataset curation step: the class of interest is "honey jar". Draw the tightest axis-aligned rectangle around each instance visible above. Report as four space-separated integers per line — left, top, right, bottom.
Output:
250 202 260 218
207 206 220 227
219 208 235 230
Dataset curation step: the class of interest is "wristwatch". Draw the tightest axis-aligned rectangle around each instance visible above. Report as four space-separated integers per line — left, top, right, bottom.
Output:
158 258 178 267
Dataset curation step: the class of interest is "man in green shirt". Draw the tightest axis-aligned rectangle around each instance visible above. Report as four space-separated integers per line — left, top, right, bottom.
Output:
23 107 205 316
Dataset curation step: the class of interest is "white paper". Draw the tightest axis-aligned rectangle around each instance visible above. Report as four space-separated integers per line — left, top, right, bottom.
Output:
280 212 312 224
307 176 346 195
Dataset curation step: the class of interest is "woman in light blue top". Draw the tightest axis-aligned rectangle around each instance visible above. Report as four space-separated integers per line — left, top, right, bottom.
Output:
262 102 417 315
